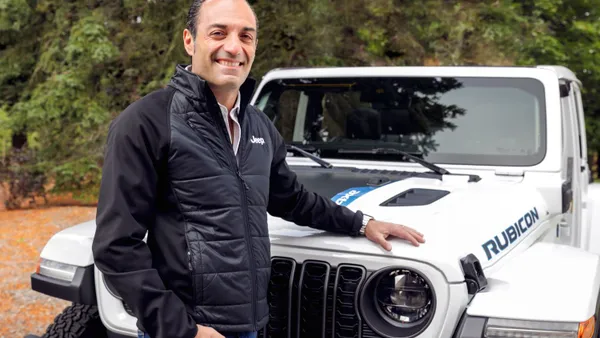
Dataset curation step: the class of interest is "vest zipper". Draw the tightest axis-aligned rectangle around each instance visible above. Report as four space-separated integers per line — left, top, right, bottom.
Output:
187 249 195 302
212 104 257 328
235 168 256 329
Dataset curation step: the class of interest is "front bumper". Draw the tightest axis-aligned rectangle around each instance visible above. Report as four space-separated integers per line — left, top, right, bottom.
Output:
30 264 97 305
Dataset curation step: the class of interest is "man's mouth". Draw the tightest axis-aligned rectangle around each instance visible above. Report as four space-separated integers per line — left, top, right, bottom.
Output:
216 59 244 67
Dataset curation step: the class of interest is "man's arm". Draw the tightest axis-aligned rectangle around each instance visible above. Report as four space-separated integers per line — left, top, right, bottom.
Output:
92 98 198 338
265 121 425 249
266 128 364 236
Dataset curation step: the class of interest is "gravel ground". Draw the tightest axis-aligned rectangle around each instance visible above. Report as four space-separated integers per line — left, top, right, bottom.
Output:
0 206 97 338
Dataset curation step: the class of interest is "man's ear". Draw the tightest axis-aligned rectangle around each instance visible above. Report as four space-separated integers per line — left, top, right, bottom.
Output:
183 29 195 56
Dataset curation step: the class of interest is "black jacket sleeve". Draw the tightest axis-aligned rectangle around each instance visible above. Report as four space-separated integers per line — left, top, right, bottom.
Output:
266 123 364 235
92 92 198 338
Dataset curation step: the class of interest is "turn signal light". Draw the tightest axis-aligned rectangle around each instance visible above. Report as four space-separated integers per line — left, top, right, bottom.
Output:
485 317 597 338
37 258 77 282
579 316 595 338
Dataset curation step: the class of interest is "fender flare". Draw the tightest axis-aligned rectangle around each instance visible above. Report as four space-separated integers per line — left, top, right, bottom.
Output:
466 241 600 323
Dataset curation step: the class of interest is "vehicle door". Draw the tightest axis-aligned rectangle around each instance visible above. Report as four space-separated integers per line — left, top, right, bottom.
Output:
571 82 592 249
558 80 584 247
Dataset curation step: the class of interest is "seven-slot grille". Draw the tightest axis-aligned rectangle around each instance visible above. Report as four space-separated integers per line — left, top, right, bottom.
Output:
258 257 371 338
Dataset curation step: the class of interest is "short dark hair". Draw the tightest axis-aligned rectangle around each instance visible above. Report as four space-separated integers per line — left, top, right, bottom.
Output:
186 0 259 39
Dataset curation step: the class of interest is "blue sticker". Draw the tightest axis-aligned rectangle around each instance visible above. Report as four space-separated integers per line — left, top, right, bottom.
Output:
331 187 375 206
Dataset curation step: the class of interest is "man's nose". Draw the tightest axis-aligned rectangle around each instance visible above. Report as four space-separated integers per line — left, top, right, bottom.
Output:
223 35 242 56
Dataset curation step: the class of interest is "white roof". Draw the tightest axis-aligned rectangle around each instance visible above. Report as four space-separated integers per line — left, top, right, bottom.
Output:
536 65 581 84
260 65 581 85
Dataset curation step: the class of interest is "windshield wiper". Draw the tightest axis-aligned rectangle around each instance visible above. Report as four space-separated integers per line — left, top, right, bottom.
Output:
337 147 481 182
286 144 333 169
338 147 449 175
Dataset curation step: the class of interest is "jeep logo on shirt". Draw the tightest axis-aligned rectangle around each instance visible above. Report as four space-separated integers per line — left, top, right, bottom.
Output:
250 136 264 145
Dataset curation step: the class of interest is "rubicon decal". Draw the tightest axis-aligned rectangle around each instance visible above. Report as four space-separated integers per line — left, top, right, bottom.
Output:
482 207 540 260
331 187 375 206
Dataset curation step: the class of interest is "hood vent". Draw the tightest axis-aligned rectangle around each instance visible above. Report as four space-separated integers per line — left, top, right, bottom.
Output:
380 188 449 207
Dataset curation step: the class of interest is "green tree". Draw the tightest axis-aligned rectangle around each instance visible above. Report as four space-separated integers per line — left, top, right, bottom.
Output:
1 0 599 207
518 0 600 155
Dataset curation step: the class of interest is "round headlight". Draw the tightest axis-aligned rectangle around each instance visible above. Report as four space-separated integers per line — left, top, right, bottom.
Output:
375 269 433 324
359 267 436 338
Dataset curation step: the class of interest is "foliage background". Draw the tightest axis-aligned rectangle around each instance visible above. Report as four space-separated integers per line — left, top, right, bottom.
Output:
1 0 599 208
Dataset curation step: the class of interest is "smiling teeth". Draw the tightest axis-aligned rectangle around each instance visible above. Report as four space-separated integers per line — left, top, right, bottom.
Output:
218 61 241 67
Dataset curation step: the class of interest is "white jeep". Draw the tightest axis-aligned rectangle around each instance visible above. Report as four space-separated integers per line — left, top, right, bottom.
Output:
30 65 600 338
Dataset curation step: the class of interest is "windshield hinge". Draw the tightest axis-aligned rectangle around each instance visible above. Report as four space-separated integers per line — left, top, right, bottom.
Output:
494 169 524 177
460 254 487 295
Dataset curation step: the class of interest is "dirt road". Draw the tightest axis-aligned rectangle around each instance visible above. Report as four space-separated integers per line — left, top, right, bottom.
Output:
0 206 96 337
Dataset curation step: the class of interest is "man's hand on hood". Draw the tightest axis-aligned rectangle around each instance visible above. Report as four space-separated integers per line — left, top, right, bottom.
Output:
365 220 425 251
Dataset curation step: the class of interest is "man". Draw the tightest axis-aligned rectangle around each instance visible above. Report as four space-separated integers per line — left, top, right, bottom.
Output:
92 1 425 338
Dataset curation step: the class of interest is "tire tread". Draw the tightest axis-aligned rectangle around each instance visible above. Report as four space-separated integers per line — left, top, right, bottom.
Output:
41 304 106 338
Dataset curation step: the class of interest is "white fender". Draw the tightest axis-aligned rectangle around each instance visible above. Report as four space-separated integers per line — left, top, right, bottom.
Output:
466 241 600 322
39 219 97 267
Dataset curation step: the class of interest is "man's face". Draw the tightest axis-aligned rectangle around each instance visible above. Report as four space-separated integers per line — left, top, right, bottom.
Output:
183 0 258 92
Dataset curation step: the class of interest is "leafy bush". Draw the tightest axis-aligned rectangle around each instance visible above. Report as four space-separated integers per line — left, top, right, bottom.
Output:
1 0 600 207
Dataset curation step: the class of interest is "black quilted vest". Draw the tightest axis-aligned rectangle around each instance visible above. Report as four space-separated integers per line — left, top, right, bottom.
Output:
166 65 272 332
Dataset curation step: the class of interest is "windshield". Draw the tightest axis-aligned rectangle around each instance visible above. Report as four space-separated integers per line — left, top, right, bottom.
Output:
254 76 547 166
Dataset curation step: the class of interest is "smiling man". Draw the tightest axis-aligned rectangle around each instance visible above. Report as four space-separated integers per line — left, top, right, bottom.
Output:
91 1 425 338
184 0 257 112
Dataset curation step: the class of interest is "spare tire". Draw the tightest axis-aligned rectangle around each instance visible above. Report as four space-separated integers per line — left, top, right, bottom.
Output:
41 303 107 338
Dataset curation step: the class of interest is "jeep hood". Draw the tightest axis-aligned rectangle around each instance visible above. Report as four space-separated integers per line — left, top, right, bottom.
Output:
41 167 550 283
268 171 550 283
